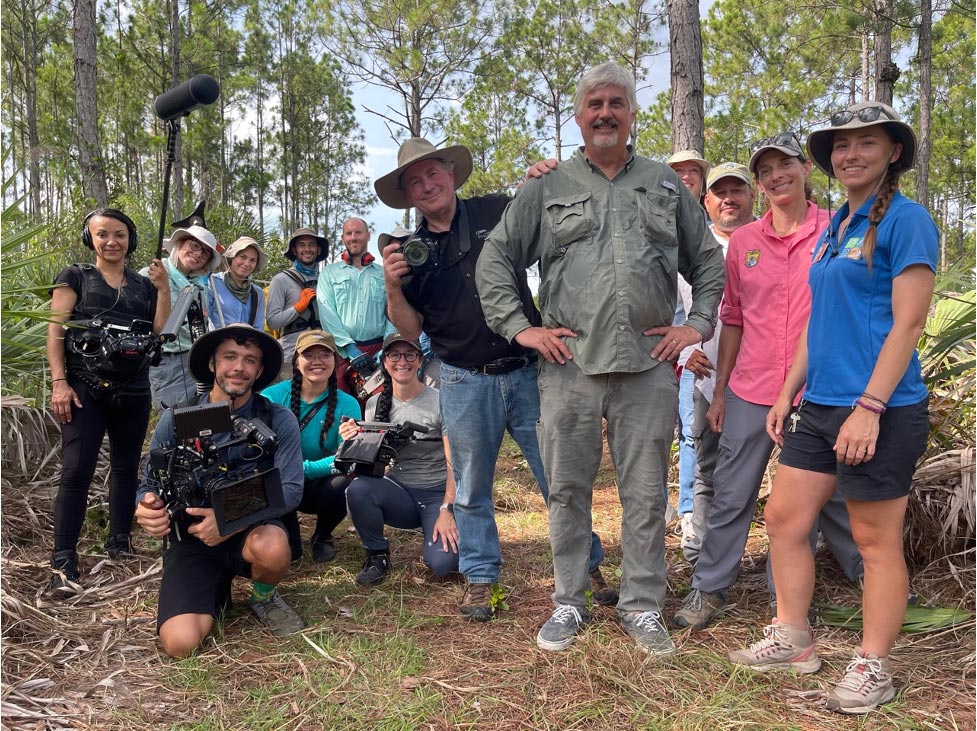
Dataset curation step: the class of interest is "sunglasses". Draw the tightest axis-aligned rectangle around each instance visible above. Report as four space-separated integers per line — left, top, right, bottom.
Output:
385 351 420 363
749 133 801 154
830 105 894 127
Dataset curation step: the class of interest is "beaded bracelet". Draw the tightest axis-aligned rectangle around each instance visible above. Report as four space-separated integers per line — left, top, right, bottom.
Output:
854 398 885 414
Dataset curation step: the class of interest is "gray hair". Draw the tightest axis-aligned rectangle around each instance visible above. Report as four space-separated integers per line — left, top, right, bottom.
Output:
573 62 637 117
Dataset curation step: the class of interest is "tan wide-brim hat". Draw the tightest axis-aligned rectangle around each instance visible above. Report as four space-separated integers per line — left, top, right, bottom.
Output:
374 138 473 210
163 225 222 274
666 150 711 179
377 225 413 251
224 236 269 273
807 101 917 178
188 324 283 392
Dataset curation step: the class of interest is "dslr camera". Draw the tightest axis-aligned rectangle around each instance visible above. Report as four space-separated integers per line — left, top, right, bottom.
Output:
399 231 441 275
149 402 285 541
334 419 430 477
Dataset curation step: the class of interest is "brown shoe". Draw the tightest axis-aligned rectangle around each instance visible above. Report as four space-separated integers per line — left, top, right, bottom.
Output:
459 582 494 622
589 568 619 607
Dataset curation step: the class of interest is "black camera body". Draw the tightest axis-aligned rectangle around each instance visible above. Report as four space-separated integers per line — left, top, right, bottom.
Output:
150 402 285 541
67 318 162 395
334 419 430 477
399 232 441 275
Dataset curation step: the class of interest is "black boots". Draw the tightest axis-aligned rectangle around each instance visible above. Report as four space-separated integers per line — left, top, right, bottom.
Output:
356 550 391 586
49 550 81 596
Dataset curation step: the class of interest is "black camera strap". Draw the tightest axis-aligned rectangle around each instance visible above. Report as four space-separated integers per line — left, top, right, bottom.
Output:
298 397 328 432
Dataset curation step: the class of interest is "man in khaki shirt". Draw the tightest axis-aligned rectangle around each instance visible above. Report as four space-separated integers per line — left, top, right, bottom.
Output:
477 62 724 655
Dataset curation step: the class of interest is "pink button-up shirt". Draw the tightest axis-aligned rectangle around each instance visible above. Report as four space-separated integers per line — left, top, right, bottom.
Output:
720 202 828 406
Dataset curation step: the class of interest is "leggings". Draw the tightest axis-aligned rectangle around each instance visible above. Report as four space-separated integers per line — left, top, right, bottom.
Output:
53 383 151 551
281 473 350 560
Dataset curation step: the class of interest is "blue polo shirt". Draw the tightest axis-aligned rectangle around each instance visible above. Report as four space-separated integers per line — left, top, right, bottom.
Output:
805 192 938 407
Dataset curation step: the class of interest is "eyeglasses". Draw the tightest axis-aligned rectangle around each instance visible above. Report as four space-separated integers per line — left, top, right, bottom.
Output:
749 133 801 154
385 351 420 363
183 240 213 259
300 349 334 362
830 105 894 127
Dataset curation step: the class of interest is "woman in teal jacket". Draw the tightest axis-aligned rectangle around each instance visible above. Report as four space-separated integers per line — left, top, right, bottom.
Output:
262 329 360 562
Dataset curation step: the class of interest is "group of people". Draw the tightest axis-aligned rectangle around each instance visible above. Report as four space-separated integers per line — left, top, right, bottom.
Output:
46 59 937 717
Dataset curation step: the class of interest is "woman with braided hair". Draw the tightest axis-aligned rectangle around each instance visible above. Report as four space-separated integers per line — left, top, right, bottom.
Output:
339 334 459 586
729 102 938 715
262 330 360 562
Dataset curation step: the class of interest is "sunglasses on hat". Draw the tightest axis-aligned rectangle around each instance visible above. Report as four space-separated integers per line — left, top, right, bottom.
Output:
829 105 895 127
749 132 801 154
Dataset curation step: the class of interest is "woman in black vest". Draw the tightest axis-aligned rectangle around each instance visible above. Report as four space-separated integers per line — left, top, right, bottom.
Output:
46 209 170 596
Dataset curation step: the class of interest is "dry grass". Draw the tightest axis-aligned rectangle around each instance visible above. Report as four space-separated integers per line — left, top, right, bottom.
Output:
1 401 974 731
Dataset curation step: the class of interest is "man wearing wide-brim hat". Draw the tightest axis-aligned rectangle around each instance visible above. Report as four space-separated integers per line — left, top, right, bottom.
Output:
134 324 307 656
376 137 615 623
266 227 329 380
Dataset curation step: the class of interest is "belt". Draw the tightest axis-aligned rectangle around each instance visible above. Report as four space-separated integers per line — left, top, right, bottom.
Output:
355 337 384 347
478 355 536 376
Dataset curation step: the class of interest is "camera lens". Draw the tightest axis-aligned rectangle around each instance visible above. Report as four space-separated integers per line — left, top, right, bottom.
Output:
402 238 431 268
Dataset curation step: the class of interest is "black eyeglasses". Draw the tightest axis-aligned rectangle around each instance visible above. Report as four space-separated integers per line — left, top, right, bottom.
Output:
749 133 801 154
829 105 894 127
385 351 419 363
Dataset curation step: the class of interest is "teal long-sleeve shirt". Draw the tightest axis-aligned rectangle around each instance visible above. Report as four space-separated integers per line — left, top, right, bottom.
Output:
261 380 362 479
315 261 395 356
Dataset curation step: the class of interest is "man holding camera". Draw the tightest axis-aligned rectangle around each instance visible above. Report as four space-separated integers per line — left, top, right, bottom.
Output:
135 325 305 658
316 217 396 398
376 138 615 623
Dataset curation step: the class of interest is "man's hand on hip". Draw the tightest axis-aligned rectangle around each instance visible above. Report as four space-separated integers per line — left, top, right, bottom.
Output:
644 324 700 362
514 326 577 364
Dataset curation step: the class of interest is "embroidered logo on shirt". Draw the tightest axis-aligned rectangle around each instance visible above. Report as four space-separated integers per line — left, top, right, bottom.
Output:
661 180 677 192
745 249 761 268
841 236 864 260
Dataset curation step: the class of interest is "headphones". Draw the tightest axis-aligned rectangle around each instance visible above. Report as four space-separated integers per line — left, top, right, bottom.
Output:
342 249 375 266
82 208 138 254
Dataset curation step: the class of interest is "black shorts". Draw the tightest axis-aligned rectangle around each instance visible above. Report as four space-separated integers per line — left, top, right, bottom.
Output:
156 519 286 630
778 399 929 501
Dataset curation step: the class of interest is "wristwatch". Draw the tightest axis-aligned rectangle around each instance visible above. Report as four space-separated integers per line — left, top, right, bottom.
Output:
439 502 454 514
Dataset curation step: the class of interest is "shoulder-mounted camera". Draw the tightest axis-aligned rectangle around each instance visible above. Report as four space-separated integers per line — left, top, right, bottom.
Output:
334 418 430 477
66 318 162 395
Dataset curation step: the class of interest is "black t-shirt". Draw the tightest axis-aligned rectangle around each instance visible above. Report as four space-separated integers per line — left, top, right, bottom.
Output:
402 195 541 369
53 263 158 396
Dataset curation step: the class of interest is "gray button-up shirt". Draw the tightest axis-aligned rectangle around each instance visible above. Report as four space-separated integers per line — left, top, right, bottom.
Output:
477 148 725 375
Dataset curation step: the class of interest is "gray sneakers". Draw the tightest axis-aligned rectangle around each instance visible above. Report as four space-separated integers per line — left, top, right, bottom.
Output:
728 620 821 673
250 591 305 637
672 588 727 630
826 649 896 714
620 610 675 655
537 605 591 651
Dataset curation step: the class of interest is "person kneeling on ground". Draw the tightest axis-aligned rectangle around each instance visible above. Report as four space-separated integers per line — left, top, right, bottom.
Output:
338 334 459 586
135 325 306 658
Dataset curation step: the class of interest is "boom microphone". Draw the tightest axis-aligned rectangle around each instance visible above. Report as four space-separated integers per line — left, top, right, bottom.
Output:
154 74 220 121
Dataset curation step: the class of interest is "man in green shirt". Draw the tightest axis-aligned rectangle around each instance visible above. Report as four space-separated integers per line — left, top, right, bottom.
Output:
476 62 725 655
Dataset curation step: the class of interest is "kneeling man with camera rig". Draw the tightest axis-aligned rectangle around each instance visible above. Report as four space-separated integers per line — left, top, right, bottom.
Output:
135 324 306 658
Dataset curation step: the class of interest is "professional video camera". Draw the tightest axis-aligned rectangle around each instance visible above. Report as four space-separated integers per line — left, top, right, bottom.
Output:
399 231 441 276
334 418 430 477
149 402 286 541
66 318 163 395
347 352 385 401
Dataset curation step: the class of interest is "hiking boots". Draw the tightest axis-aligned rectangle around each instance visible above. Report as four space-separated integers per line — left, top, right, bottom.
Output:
459 582 494 622
826 648 896 714
728 620 821 673
589 568 619 607
620 610 675 655
537 605 590 652
311 533 337 563
672 588 727 630
356 550 391 586
250 591 305 637
48 550 81 597
103 534 132 560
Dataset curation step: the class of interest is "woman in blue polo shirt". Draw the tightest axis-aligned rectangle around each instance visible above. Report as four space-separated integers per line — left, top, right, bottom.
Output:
728 102 937 716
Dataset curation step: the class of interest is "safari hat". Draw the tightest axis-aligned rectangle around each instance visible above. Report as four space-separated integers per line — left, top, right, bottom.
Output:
374 138 473 210
807 101 917 178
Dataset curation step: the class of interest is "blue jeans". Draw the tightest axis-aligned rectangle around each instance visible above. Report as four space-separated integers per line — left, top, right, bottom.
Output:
677 367 696 514
439 361 604 583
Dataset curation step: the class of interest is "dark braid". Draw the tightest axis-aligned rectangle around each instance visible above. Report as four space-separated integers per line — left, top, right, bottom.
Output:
373 366 394 422
863 167 902 273
318 371 339 452
289 363 304 422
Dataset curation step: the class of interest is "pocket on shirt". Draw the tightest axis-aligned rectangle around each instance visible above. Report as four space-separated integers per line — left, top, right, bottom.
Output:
331 273 354 307
544 191 594 249
637 189 678 247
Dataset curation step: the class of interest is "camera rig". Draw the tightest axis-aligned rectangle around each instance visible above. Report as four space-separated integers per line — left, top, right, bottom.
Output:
66 317 163 396
149 401 285 541
346 352 385 402
334 419 430 477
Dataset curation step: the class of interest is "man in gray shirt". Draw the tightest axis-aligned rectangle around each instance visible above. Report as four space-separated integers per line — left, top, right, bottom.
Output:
477 62 725 655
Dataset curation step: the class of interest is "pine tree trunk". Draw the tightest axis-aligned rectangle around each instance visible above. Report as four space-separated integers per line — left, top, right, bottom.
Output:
73 0 108 207
916 0 932 208
667 0 704 153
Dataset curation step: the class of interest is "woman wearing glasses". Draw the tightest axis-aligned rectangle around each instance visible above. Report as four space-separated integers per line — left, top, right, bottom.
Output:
261 330 361 562
143 225 221 410
339 333 459 586
729 102 937 715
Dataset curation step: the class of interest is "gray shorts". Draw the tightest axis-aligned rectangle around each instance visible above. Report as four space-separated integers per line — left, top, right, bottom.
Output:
149 351 197 410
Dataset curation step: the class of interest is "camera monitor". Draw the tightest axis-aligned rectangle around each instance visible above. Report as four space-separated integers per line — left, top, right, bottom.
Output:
173 402 233 441
210 467 286 536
